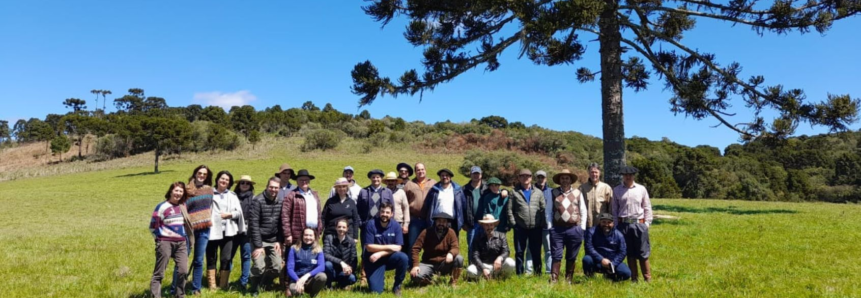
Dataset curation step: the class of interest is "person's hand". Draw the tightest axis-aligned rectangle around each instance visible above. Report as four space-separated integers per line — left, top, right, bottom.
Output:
370 252 384 263
296 276 307 294
252 248 264 259
274 243 281 256
483 269 491 280
286 236 293 245
601 258 611 268
342 262 353 275
354 239 358 244
493 259 502 271
410 266 421 278
403 226 409 234
221 212 231 219
445 253 454 263
501 189 509 198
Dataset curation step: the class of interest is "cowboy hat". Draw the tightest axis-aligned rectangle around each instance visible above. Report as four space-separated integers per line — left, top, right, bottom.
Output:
552 169 578 184
478 214 500 225
294 169 315 180
396 162 414 177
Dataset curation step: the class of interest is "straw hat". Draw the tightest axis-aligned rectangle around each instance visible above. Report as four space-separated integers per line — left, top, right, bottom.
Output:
334 177 350 187
383 172 401 182
238 175 255 185
478 214 500 225
552 169 578 184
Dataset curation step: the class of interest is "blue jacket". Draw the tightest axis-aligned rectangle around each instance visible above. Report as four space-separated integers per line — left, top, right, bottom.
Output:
420 182 465 232
585 226 626 267
356 186 394 228
535 183 554 229
286 244 325 282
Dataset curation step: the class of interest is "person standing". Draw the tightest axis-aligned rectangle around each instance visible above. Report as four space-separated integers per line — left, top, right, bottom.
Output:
548 169 587 283
583 213 632 282
612 166 654 282
150 182 190 298
247 177 284 297
409 213 463 287
401 162 428 266
462 166 487 257
476 177 510 233
207 170 246 291
526 170 554 276
363 202 409 295
276 163 296 199
383 172 410 234
420 168 465 236
282 169 323 247
579 163 613 228
356 169 394 283
328 166 363 202
323 218 358 289
507 169 546 276
321 178 361 240
395 162 413 190
232 175 255 290
285 228 328 297
181 165 214 295
466 214 516 281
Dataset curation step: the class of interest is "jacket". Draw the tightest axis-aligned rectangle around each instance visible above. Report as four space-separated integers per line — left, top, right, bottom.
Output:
535 183 554 229
281 188 323 246
411 228 459 268
321 194 361 239
356 186 394 228
579 181 614 227
420 182 465 232
209 189 245 240
506 185 546 230
323 234 357 269
249 191 283 248
585 226 626 267
463 180 488 229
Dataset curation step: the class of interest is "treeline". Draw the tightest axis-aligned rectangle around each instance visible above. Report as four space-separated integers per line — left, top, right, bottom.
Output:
3 88 859 202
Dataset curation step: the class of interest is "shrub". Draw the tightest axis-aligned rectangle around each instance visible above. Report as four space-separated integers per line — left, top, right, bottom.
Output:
301 129 341 152
460 150 550 186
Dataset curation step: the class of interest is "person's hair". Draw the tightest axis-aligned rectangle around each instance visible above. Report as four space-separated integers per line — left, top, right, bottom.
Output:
293 227 322 254
587 162 601 171
379 201 394 213
164 181 187 203
233 177 255 194
335 217 350 228
267 176 281 186
188 165 213 186
214 170 234 190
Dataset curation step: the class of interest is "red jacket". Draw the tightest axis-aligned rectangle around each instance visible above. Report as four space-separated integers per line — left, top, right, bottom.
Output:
281 189 323 246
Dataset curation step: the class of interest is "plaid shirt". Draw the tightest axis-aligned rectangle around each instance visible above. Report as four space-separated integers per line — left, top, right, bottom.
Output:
470 230 510 265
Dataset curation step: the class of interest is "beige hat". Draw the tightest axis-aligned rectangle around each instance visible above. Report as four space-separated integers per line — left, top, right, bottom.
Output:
334 177 350 187
238 175 255 185
383 171 401 182
552 169 578 185
478 214 500 225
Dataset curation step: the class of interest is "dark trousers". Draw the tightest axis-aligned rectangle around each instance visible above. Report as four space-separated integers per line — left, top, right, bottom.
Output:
406 220 427 266
549 225 584 262
513 227 544 275
582 255 632 282
206 236 235 270
151 240 188 298
618 222 651 260
365 252 408 294
324 261 357 288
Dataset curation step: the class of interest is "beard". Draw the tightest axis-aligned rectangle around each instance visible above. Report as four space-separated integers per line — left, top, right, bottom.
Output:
602 226 613 234
435 225 448 236
380 216 390 223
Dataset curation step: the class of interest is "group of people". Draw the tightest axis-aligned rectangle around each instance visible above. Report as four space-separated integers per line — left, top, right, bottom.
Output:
148 161 654 298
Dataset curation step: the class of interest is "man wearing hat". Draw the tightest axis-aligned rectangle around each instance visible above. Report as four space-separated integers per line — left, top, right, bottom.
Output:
612 166 653 282
383 172 411 234
275 163 296 201
395 162 413 189
420 168 465 236
466 214 515 280
248 177 284 296
507 168 547 276
579 163 613 228
462 166 487 257
526 170 554 276
328 166 363 203
281 169 322 248
548 169 588 283
410 212 463 286
583 213 631 282
476 178 510 233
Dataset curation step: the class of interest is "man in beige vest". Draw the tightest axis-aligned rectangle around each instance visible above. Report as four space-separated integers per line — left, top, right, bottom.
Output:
579 163 613 228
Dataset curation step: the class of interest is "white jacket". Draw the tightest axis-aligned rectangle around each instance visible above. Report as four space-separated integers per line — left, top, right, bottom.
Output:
209 189 246 240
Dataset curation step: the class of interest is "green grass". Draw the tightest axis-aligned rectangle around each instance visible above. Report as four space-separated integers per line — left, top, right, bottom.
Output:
1 140 860 297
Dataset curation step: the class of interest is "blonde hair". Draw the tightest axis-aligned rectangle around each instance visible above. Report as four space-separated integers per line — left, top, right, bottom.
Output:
293 227 322 254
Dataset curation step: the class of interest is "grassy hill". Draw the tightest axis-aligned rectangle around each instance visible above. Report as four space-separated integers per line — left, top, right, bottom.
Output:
0 139 859 297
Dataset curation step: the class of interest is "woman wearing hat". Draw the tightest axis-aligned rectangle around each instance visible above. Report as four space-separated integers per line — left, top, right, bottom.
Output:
231 175 256 290
281 169 323 248
548 169 588 284
322 178 361 241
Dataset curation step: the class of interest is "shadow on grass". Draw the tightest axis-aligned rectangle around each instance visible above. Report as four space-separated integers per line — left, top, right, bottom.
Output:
651 218 690 226
115 170 175 178
654 205 797 215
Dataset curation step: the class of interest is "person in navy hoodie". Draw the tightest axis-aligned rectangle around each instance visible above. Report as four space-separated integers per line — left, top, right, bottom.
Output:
285 228 327 297
420 168 465 237
363 202 408 296
582 213 631 282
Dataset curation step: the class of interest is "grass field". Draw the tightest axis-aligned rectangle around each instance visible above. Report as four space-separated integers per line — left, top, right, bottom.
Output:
1 139 860 297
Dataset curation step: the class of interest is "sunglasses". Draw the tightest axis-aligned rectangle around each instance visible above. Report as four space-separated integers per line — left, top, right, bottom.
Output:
239 182 251 185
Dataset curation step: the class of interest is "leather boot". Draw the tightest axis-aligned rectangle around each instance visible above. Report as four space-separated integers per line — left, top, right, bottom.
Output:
450 267 462 287
207 269 217 291
565 260 576 284
640 259 652 282
248 276 260 296
549 262 561 283
219 270 230 290
628 258 639 283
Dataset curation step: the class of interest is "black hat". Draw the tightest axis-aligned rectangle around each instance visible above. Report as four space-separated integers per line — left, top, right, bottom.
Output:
598 213 614 221
294 169 315 180
367 169 385 179
432 212 453 221
396 162 414 177
437 168 454 177
620 166 639 175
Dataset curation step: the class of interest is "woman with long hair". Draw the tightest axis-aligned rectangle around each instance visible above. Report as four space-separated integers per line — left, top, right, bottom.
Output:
181 165 214 295
285 228 327 297
150 182 190 298
207 170 246 291
231 175 255 290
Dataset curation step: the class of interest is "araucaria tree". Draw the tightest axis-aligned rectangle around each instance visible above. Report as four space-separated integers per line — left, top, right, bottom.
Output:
350 0 860 185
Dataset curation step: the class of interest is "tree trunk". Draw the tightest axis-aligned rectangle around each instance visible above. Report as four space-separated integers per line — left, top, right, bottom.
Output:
598 2 626 187
78 135 83 159
154 146 160 173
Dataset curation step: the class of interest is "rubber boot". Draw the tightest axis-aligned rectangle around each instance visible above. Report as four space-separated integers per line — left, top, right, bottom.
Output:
549 262 561 283
450 267 462 287
248 276 260 297
207 269 217 291
628 258 639 283
565 260 575 284
219 270 230 290
640 259 652 282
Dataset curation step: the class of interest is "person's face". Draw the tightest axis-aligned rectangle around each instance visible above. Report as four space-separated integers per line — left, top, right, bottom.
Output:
558 175 572 187
239 181 251 191
519 174 532 186
302 229 315 245
267 181 280 197
415 164 426 179
489 184 500 194
336 221 348 237
589 168 601 183
169 186 184 204
398 168 410 179
623 173 635 185
279 170 292 182
470 172 482 183
379 207 392 223
335 185 348 196
297 177 311 190
439 173 452 185
385 179 398 190
370 175 382 187
217 174 230 190
536 175 547 186
434 218 448 231
599 219 614 234
195 168 208 183
343 170 354 180
482 223 495 235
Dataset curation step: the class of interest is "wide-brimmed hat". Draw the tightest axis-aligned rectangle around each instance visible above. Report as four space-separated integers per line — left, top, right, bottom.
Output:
478 214 500 225
620 166 639 175
432 212 453 221
598 213 614 222
275 163 295 178
396 162 414 177
383 172 401 182
552 169 578 184
334 177 350 187
367 169 385 179
238 175 255 185
437 168 454 177
518 169 532 176
487 177 502 185
294 169 315 180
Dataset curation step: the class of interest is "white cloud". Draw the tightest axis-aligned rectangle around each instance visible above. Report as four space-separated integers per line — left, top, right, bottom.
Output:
193 90 257 109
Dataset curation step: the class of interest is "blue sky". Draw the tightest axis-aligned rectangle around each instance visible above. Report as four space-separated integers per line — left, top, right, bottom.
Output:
1 1 859 151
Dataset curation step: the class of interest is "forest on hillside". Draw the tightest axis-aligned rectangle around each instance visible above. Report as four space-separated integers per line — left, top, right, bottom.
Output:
1 88 859 203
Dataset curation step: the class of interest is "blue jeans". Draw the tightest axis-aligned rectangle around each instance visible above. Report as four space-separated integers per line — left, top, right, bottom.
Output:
230 234 252 287
365 252 408 294
406 220 427 265
172 229 209 294
582 255 632 282
324 261 357 288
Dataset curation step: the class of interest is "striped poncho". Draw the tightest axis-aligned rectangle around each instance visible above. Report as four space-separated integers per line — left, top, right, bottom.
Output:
186 182 214 231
